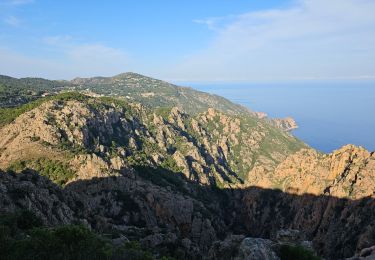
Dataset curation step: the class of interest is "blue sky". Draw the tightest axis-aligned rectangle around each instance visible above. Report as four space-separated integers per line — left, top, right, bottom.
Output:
0 0 375 82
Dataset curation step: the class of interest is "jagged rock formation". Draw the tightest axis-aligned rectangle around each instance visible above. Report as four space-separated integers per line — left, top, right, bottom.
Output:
0 93 304 188
248 145 375 199
239 185 375 259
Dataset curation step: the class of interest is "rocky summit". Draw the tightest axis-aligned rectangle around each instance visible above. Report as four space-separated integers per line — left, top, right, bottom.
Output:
0 73 374 259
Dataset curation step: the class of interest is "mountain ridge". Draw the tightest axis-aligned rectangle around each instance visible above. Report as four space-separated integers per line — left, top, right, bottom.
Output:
0 72 298 131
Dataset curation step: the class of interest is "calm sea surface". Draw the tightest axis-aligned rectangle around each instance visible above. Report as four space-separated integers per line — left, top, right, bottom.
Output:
180 81 375 153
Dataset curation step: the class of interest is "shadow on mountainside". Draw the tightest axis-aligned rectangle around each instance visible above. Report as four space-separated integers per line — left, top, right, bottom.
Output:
2 166 375 259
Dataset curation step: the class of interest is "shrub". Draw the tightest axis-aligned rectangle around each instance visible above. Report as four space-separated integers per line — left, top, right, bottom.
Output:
0 210 43 232
30 135 41 142
3 224 112 260
16 210 43 230
113 241 153 260
7 158 76 186
279 244 321 260
6 160 26 172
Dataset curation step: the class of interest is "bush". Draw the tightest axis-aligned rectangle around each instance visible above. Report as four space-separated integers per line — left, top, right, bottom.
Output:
6 160 26 172
279 244 321 260
2 224 112 260
16 210 43 230
33 158 76 186
113 241 153 260
0 211 157 260
0 225 14 257
0 210 43 233
7 158 76 186
0 210 44 258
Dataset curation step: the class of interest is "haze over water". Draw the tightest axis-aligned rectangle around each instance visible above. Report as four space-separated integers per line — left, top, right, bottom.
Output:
182 81 375 153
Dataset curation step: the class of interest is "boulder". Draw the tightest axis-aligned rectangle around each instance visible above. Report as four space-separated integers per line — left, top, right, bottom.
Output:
237 237 279 260
208 235 245 260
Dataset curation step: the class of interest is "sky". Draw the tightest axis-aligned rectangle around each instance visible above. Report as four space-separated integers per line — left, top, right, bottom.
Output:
0 0 375 82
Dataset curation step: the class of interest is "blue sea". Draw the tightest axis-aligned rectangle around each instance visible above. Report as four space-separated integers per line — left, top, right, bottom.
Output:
180 81 375 153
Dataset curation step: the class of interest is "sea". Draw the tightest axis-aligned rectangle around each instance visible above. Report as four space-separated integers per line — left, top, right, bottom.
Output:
179 81 375 153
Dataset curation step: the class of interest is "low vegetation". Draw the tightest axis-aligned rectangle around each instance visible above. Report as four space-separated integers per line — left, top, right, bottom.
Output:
7 158 76 186
0 210 155 260
279 244 321 260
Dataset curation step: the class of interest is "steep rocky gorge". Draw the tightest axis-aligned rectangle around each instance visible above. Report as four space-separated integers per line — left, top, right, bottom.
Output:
0 92 374 259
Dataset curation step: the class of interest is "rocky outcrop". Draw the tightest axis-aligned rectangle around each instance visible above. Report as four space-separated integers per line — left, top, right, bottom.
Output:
347 245 375 259
250 110 298 131
252 111 268 119
0 169 79 226
270 117 298 131
247 145 375 199
237 238 279 260
208 235 246 259
207 230 316 260
239 186 375 259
